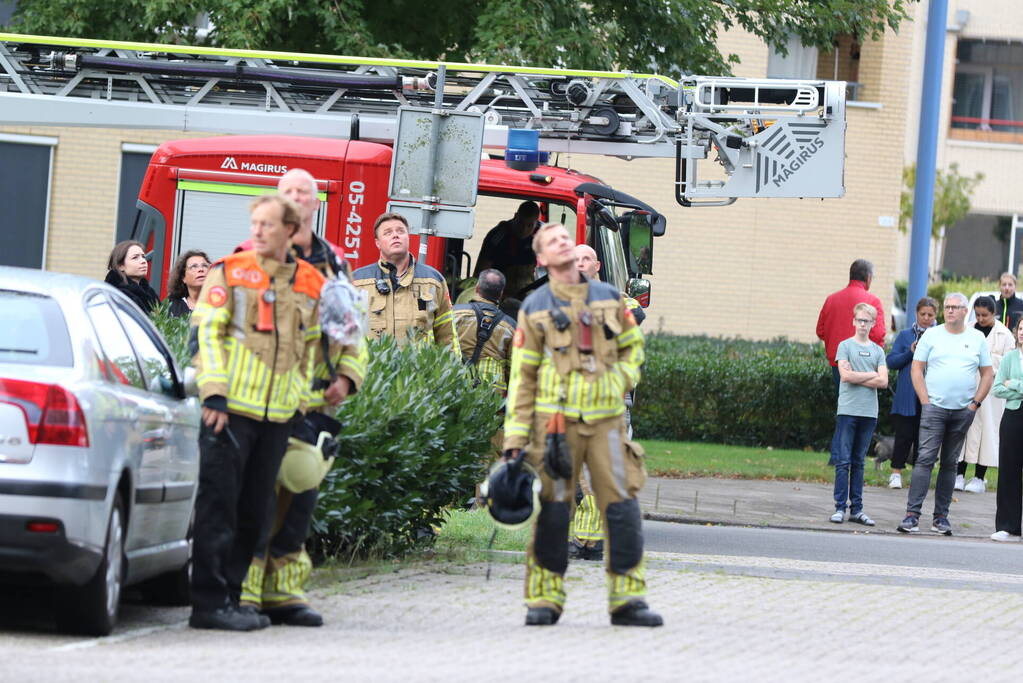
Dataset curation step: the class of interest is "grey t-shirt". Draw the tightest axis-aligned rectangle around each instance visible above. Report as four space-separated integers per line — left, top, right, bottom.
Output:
836 337 886 418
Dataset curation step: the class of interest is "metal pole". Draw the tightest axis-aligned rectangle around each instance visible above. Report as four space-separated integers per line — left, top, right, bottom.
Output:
1009 213 1022 278
417 64 447 264
907 0 949 310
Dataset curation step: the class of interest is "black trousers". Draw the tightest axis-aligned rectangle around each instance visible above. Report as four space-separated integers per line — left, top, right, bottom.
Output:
191 413 291 612
891 411 921 469
256 487 318 559
995 408 1023 535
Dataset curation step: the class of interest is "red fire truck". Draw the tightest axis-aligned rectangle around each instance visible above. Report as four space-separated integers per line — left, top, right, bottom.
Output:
133 135 663 303
0 33 847 303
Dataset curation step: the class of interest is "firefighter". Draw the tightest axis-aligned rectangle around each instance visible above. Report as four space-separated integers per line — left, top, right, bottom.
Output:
453 269 517 498
351 212 456 349
474 200 541 298
238 169 367 627
452 268 517 393
568 245 647 561
504 222 662 627
188 195 326 631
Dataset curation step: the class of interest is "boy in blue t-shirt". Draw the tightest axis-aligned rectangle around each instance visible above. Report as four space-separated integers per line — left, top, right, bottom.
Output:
829 303 888 525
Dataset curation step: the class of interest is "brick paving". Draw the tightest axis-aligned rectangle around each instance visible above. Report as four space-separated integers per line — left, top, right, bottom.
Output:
5 550 1023 682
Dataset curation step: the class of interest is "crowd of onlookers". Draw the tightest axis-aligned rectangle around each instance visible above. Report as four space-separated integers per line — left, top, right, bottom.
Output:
104 240 212 319
818 259 1023 540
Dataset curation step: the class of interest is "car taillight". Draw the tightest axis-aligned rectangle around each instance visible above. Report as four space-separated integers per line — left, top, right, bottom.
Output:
0 378 89 447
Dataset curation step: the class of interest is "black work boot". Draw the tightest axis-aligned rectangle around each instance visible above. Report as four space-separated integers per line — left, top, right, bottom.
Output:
568 540 584 561
525 607 561 626
264 604 324 627
610 600 663 627
582 540 604 562
238 605 272 628
189 606 269 631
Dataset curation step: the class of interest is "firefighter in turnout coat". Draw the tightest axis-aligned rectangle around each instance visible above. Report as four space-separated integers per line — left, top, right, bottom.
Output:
503 223 662 627
188 195 325 632
351 212 456 351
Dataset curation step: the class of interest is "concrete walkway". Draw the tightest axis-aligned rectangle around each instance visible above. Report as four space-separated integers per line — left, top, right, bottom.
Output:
640 475 1002 538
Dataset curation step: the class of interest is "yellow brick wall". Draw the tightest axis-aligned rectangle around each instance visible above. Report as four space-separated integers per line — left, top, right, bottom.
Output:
956 0 1023 40
0 125 204 279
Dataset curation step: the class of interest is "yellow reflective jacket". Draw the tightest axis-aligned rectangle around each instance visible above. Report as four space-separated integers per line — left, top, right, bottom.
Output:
503 275 644 450
452 296 516 393
352 257 456 351
191 251 324 423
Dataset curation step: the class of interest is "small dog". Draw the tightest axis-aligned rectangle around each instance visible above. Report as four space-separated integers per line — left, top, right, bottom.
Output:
872 434 895 469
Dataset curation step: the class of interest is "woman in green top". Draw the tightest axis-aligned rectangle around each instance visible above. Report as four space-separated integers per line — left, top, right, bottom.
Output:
991 319 1023 542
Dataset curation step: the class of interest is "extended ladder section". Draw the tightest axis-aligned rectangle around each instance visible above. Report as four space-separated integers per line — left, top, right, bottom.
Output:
0 33 847 204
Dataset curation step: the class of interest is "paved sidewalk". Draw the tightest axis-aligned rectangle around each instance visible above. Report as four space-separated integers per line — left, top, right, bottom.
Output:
7 558 1023 682
640 475 1000 538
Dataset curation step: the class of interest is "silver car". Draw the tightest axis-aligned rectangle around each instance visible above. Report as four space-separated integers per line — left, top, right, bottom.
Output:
0 267 200 635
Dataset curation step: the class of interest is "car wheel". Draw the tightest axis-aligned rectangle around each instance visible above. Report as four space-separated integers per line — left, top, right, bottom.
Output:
57 494 125 636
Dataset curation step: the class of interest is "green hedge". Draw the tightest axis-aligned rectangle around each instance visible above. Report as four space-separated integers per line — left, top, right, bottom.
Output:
312 336 502 558
153 306 502 559
633 334 896 450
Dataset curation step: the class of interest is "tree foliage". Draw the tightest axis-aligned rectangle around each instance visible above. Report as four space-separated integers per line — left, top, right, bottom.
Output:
899 163 985 237
6 0 910 76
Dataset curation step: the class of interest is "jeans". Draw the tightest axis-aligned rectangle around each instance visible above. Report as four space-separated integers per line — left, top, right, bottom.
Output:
906 404 975 519
830 415 877 514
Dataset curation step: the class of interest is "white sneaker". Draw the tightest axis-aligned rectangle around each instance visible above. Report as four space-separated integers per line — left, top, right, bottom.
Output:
954 474 965 491
888 472 902 489
964 477 986 494
991 530 1021 543
829 511 844 524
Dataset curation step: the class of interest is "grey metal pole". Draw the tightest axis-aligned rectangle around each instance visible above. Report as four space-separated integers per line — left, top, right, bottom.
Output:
417 64 447 264
907 0 949 311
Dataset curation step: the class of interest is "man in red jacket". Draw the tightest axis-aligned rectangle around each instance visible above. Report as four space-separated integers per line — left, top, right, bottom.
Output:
817 259 886 393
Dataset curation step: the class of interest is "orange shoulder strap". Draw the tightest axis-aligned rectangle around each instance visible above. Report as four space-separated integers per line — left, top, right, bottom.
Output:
293 260 326 300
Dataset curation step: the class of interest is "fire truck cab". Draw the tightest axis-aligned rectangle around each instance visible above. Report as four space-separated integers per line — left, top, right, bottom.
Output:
132 136 663 305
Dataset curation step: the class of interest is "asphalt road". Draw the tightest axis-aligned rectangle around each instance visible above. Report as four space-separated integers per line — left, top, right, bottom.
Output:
643 519 1023 591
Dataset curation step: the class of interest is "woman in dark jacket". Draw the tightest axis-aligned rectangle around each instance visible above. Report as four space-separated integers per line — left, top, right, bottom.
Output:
105 240 160 314
885 296 938 489
165 250 211 318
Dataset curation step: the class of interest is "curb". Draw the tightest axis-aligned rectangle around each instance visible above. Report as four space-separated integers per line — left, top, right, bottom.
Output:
642 511 991 540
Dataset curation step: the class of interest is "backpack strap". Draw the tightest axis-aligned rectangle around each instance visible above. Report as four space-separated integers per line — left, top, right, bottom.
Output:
466 301 502 384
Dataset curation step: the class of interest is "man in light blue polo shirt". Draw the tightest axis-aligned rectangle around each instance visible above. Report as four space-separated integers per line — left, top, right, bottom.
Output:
899 293 994 535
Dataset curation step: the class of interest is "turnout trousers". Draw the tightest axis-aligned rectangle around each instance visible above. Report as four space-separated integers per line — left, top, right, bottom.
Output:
571 469 605 545
190 414 291 612
524 413 648 614
240 487 318 610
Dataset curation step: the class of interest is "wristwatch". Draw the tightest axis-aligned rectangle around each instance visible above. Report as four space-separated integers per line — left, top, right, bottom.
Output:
970 399 982 408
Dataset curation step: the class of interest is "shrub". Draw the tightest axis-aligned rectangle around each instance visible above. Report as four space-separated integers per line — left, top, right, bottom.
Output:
149 301 191 368
312 336 503 559
634 334 895 450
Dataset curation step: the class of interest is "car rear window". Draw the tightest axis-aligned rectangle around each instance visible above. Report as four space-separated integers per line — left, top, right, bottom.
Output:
0 290 73 367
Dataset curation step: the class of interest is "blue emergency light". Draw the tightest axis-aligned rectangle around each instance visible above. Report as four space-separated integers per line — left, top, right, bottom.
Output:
505 129 548 171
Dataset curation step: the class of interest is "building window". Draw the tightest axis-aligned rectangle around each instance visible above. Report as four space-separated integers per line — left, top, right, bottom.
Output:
767 35 819 80
117 145 157 244
952 39 1023 139
0 134 57 269
816 35 862 101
